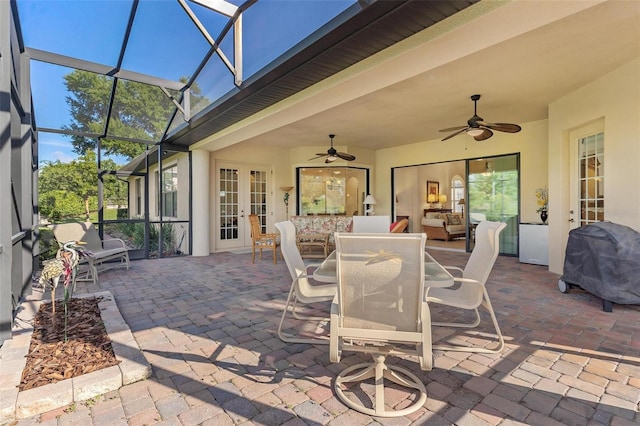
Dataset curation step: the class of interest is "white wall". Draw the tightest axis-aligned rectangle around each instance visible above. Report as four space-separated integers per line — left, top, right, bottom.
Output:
548 57 640 274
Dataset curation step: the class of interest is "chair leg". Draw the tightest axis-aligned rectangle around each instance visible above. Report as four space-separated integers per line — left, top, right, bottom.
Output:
92 263 98 285
278 289 330 345
480 294 505 353
334 354 427 417
431 309 481 328
432 295 504 353
272 246 277 264
251 246 256 263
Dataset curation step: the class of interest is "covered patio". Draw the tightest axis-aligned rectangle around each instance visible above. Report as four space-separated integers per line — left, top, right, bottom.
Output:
8 249 640 424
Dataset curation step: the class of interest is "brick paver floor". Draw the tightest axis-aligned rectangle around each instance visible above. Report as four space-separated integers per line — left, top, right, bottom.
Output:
7 249 640 425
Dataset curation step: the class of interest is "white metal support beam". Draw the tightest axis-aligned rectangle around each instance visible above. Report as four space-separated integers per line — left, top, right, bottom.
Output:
160 87 191 122
178 0 243 86
190 0 238 18
25 48 186 91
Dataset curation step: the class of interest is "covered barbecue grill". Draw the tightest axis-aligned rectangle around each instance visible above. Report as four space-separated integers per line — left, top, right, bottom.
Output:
559 222 640 312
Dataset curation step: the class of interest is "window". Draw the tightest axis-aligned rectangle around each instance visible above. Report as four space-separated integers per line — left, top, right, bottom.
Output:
451 176 464 214
578 132 604 226
297 167 368 216
135 178 142 216
162 165 178 218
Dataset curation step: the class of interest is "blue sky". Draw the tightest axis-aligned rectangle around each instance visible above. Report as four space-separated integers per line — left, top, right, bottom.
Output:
17 0 355 165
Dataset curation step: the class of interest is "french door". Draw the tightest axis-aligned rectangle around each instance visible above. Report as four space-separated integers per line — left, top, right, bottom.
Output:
216 162 271 250
569 120 604 228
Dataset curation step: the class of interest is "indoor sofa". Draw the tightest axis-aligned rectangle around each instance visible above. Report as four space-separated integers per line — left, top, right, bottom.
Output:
421 212 465 241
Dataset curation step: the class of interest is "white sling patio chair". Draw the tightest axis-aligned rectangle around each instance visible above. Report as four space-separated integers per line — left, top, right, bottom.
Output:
351 215 391 233
275 221 336 344
52 221 130 286
330 232 432 417
427 220 506 353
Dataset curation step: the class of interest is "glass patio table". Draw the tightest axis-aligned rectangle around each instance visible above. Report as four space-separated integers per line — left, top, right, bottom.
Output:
313 249 454 291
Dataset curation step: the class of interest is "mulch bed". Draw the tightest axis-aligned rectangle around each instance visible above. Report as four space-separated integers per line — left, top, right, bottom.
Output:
19 296 120 391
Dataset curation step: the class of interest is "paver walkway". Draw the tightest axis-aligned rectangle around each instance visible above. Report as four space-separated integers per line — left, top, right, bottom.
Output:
5 249 640 425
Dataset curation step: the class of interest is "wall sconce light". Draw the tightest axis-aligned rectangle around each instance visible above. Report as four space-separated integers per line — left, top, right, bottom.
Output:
363 194 377 216
280 186 294 217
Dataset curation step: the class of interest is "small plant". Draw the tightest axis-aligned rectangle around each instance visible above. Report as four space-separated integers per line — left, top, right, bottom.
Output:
83 397 98 407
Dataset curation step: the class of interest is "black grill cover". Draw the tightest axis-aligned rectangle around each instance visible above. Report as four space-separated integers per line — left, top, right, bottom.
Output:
562 222 640 304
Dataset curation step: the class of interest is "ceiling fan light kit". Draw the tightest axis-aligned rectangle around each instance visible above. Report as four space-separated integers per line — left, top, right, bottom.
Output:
440 94 522 142
308 134 356 163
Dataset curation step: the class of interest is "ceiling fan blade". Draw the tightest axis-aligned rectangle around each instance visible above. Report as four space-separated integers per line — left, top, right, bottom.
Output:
441 127 469 141
492 123 522 133
477 121 522 133
308 154 327 161
337 152 356 161
439 125 467 132
474 128 493 141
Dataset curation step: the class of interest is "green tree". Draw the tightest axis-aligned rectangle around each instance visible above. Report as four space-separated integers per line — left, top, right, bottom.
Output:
62 70 204 159
39 152 124 220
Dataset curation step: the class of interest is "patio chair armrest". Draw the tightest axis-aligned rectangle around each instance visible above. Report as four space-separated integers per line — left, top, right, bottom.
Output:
451 276 484 286
102 238 127 250
305 263 322 271
295 269 314 280
442 265 463 276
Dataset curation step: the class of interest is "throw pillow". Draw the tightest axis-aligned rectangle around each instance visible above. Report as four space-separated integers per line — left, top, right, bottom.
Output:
389 221 399 232
447 214 462 225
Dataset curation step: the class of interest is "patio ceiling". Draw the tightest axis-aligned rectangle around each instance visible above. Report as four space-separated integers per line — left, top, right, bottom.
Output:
189 0 640 153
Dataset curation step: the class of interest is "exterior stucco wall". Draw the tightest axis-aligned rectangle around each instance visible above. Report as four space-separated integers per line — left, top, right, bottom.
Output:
548 57 640 274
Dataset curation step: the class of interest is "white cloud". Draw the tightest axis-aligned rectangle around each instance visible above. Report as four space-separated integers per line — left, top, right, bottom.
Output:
52 151 75 163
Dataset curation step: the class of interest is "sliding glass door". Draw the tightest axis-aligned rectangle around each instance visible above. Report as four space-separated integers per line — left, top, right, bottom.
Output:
467 154 519 255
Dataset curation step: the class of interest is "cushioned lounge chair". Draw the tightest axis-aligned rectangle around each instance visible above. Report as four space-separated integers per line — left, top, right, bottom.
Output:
51 221 129 286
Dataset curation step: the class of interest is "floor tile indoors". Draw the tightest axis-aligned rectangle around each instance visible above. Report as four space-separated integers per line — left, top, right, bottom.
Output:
7 249 640 425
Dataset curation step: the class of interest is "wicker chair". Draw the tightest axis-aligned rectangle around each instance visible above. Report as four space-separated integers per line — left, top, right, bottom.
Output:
248 214 280 264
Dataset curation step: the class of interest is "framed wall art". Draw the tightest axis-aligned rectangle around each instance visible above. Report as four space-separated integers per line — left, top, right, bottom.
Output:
426 180 439 202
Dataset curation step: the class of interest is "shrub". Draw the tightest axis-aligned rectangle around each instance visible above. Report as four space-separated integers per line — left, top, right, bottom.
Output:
38 227 59 266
